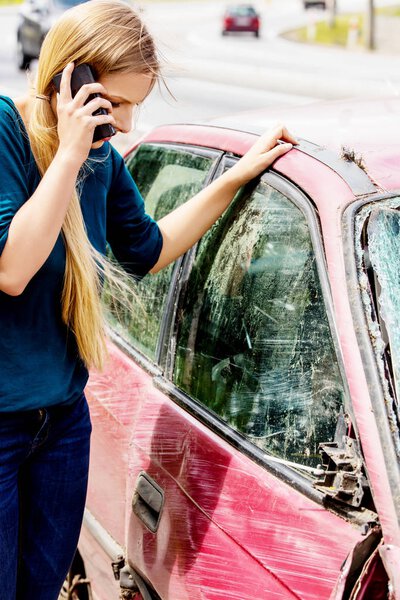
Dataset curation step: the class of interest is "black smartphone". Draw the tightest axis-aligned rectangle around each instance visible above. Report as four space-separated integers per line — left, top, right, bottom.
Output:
52 63 116 143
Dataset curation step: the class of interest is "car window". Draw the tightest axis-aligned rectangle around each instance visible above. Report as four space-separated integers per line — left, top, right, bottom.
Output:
228 6 256 16
173 179 346 472
103 143 215 361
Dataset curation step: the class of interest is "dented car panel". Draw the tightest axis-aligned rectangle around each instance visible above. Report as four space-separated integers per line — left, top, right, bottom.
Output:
79 101 400 599
87 344 363 600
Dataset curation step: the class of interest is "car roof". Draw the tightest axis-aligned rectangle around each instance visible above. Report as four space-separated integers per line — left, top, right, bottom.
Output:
208 97 400 194
140 97 400 210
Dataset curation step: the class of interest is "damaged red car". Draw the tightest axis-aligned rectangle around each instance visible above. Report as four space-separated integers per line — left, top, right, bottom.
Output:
65 98 400 599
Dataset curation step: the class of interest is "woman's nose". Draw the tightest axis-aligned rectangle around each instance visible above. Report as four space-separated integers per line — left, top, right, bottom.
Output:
116 107 134 134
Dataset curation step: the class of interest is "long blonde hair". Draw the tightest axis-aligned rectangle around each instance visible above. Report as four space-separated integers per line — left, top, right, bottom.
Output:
28 0 160 369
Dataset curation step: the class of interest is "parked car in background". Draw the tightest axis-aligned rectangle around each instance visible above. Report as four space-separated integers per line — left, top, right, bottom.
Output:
64 99 400 599
16 0 87 70
222 4 260 37
304 0 326 8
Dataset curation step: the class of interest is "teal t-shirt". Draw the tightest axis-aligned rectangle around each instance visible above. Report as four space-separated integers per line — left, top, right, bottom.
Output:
0 96 163 412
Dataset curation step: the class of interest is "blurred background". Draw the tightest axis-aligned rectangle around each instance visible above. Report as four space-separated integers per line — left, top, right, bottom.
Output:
2 0 400 152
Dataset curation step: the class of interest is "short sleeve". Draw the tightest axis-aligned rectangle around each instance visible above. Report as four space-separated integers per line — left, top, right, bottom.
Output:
106 149 163 279
0 98 33 255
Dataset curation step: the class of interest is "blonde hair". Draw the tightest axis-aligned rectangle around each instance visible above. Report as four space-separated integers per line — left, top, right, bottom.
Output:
28 0 160 369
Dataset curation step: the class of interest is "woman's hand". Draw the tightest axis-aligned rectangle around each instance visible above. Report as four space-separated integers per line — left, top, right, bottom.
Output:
55 63 117 166
153 125 299 273
228 124 299 187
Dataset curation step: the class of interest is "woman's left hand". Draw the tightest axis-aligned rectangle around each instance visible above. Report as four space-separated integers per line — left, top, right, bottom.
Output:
228 124 299 187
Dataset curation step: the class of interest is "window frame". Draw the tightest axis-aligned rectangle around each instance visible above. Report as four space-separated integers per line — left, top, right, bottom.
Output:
107 142 224 374
342 191 400 525
153 157 359 509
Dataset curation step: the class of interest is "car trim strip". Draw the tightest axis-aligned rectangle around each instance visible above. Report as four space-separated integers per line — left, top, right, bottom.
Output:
296 139 377 197
82 508 124 561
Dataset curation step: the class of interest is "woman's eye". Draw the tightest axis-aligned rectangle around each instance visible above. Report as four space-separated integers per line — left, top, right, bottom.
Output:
110 102 121 108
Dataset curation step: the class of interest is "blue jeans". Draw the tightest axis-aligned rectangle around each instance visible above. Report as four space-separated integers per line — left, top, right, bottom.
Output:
0 393 92 600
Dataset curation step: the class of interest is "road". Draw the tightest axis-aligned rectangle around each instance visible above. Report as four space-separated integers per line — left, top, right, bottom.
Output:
1 0 400 151
142 0 400 99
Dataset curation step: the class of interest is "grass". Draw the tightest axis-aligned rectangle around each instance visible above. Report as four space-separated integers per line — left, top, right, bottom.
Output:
285 4 400 48
285 13 365 47
376 5 400 16
0 0 23 4
285 14 364 46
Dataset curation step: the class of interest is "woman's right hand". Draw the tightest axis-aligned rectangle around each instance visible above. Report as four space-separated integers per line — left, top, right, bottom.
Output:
55 62 117 166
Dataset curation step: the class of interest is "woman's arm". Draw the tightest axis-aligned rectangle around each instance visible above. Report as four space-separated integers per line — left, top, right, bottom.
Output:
0 63 116 296
0 151 81 295
151 125 298 273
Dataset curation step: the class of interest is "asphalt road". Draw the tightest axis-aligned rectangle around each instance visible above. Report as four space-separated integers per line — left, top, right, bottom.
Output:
148 0 400 99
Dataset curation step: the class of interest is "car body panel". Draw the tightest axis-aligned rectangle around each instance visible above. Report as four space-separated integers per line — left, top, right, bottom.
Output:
80 107 400 598
88 343 362 600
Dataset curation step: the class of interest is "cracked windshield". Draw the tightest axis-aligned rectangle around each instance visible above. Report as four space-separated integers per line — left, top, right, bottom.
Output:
356 202 400 447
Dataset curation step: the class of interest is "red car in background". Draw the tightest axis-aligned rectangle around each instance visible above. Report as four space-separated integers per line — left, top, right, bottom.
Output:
63 99 400 600
222 4 260 37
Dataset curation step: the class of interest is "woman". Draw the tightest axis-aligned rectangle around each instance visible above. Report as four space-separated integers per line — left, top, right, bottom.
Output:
0 0 297 598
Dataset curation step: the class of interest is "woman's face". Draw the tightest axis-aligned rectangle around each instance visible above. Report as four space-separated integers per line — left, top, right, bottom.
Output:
91 71 154 148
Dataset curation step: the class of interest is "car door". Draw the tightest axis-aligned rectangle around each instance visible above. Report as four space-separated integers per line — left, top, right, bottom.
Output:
108 156 377 599
83 141 221 599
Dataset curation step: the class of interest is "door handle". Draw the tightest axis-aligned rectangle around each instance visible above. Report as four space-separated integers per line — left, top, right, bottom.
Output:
132 472 165 533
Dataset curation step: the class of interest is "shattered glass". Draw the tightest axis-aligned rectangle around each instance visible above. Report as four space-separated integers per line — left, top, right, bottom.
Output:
368 209 400 401
174 181 345 470
355 199 400 456
103 144 214 360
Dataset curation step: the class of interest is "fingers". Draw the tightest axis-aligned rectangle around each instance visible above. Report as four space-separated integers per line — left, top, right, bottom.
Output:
266 142 294 163
56 81 115 127
73 82 109 108
91 113 117 128
79 95 113 116
229 129 295 187
59 62 74 101
257 124 299 152
272 124 299 146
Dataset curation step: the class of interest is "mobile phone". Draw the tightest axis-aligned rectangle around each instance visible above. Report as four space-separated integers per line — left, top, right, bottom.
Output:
52 63 116 143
